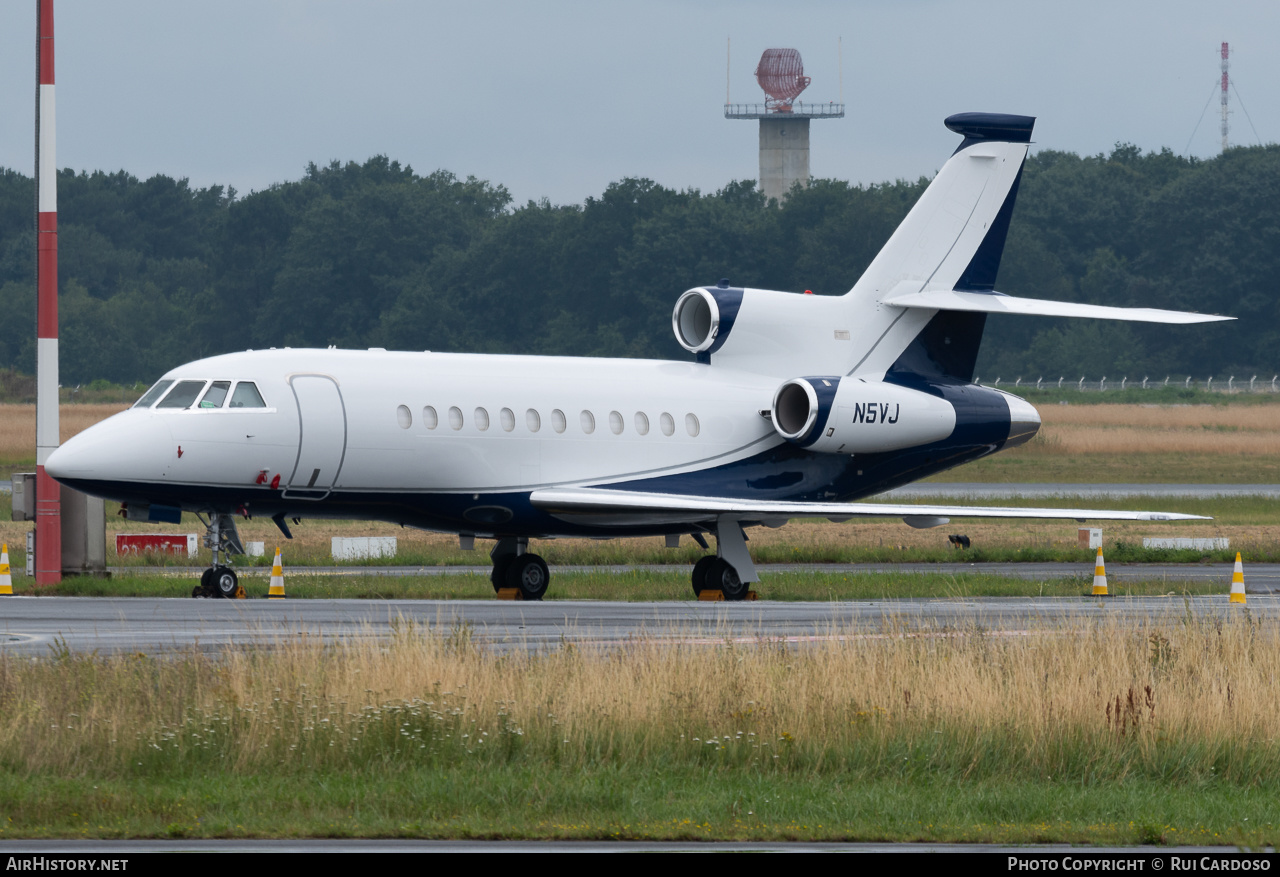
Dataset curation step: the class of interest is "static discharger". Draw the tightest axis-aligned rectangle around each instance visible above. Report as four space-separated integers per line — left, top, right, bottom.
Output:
0 544 11 596
1229 552 1246 604
1092 547 1109 597
268 548 286 599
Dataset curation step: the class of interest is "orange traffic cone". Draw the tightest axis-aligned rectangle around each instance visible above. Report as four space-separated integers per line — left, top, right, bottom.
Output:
268 548 286 599
1229 552 1246 605
1092 546 1108 596
0 544 12 596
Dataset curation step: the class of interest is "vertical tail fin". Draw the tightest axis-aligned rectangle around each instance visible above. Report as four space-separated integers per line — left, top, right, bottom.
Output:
844 113 1034 380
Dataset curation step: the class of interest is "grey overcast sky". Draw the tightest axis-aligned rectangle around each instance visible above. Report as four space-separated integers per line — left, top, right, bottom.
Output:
1 1 1276 205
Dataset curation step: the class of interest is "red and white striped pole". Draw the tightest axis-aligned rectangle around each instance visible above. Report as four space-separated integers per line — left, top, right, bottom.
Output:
34 0 61 584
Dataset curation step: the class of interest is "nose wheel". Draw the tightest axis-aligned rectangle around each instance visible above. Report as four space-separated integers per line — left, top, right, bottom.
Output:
192 511 247 598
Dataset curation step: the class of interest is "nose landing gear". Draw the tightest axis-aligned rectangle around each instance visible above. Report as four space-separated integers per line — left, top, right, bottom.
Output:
192 512 246 599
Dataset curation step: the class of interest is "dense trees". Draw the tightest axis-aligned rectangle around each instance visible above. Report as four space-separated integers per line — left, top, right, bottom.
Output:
0 145 1271 385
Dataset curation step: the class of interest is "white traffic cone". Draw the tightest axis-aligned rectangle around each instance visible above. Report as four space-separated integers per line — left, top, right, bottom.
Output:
1229 552 1246 605
268 548 286 599
0 544 12 596
1092 546 1108 596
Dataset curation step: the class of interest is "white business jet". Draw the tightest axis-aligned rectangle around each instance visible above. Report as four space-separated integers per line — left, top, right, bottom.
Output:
46 113 1231 600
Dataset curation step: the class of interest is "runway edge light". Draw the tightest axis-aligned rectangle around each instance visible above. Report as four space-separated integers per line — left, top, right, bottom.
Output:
268 548 286 599
1229 552 1246 605
1092 546 1108 597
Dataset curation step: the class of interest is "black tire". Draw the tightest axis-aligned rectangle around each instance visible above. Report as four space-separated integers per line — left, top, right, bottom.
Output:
491 555 515 593
213 566 239 599
707 558 748 601
691 556 716 597
505 553 550 601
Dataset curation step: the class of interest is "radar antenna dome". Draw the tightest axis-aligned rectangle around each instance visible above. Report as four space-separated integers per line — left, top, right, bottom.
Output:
755 48 811 112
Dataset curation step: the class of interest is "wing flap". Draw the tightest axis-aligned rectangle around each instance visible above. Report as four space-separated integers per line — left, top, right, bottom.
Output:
530 487 1208 526
882 288 1234 324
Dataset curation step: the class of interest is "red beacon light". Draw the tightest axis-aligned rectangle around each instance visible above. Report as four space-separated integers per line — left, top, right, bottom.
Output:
755 48 811 112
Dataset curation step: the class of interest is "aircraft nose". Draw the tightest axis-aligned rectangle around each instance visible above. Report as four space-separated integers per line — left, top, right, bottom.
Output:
45 411 174 488
1003 394 1041 449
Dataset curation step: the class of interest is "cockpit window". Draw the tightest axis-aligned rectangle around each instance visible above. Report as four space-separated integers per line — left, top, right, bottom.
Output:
132 379 174 409
229 382 267 409
199 381 231 409
155 380 208 409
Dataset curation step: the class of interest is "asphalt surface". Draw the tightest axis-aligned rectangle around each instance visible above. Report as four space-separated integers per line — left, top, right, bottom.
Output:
0 593 1273 657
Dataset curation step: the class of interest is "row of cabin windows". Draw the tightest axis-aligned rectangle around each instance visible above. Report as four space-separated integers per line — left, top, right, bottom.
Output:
396 405 700 438
133 379 267 410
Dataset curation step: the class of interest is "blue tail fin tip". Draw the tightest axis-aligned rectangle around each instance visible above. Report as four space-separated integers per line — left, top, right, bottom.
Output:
944 113 1036 143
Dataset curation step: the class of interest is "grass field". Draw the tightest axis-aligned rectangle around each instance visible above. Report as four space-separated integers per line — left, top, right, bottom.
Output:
0 615 1276 843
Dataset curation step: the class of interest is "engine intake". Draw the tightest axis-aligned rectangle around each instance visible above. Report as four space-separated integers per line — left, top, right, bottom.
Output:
672 286 743 355
771 376 958 454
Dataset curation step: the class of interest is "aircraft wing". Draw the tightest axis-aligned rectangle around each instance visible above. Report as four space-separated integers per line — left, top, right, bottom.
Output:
529 487 1208 528
882 288 1235 324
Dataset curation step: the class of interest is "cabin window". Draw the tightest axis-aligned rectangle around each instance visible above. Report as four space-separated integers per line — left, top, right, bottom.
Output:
500 408 515 432
635 412 649 435
609 411 624 435
423 406 438 429
580 410 596 434
551 409 567 433
133 379 173 409
475 407 490 431
526 408 541 432
396 405 412 429
229 382 267 409
448 406 464 430
156 380 207 409
199 381 231 409
685 413 700 437
660 412 675 436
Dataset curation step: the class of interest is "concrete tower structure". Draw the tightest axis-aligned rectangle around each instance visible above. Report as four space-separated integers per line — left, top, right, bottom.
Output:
725 47 843 203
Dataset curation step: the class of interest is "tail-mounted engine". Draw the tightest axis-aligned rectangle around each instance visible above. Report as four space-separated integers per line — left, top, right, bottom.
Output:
672 286 743 358
771 376 958 454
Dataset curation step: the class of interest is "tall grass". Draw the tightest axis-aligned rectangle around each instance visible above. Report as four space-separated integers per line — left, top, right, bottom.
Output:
2 615 1277 786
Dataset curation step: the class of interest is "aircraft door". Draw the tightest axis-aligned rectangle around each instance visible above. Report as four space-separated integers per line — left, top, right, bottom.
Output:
284 374 347 500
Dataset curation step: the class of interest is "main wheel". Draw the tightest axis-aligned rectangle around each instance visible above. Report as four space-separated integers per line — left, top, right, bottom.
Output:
505 553 550 601
706 558 748 601
491 555 515 593
213 566 239 599
690 556 716 597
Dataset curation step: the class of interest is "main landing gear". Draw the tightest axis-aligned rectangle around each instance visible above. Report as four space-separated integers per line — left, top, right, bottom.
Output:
192 512 247 599
689 519 758 601
489 537 550 601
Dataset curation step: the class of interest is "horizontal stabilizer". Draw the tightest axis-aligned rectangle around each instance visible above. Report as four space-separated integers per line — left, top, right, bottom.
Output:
530 487 1208 527
882 288 1234 324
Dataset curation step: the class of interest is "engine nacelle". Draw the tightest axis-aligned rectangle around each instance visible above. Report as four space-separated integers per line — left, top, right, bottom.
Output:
672 286 743 355
772 377 957 454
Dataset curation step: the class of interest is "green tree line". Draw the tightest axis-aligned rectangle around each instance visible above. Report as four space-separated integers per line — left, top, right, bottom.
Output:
0 144 1273 386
